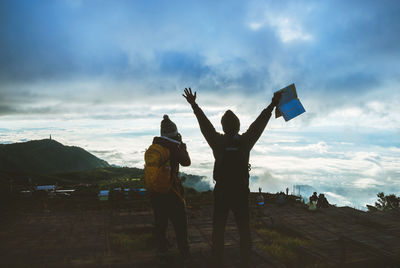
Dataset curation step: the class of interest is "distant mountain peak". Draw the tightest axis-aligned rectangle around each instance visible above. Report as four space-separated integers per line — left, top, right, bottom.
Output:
0 139 110 174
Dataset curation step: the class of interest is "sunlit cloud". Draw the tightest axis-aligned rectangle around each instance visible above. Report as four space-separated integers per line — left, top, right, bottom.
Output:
324 192 352 206
1 0 400 209
353 178 383 189
268 17 313 43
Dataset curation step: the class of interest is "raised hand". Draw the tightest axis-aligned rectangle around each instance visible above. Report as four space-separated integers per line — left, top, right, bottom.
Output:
271 91 282 107
182 87 197 106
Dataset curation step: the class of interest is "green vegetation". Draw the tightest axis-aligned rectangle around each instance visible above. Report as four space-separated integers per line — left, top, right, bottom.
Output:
1 167 144 191
252 212 316 267
368 192 400 211
109 232 154 252
98 177 144 190
57 167 144 185
256 227 312 264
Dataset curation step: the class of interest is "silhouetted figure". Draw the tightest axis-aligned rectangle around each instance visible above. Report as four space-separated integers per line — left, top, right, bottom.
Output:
317 193 330 208
257 191 264 207
310 192 318 203
308 192 318 211
183 88 281 267
286 187 289 195
309 203 317 211
256 187 264 207
277 191 286 206
148 115 191 266
307 194 316 211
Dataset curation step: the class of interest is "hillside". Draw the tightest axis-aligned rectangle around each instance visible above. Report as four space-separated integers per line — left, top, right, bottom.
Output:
0 139 110 174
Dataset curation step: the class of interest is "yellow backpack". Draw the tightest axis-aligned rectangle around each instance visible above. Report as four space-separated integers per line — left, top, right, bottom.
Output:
144 144 173 193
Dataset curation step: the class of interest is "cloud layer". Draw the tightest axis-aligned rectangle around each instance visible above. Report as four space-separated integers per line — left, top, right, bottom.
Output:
1 0 399 209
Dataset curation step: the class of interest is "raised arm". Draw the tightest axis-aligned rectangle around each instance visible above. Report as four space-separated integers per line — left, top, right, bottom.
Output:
183 88 219 149
242 92 282 150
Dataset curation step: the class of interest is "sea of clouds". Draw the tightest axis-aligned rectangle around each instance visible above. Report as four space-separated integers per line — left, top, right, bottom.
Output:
1 0 400 209
1 89 399 210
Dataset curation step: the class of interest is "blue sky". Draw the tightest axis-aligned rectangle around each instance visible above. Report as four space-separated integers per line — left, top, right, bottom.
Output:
1 0 399 209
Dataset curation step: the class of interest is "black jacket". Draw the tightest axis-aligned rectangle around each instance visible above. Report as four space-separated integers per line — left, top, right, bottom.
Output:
191 103 273 190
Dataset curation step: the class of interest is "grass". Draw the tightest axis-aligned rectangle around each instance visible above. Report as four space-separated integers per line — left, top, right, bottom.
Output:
257 228 310 259
109 232 154 253
254 225 321 267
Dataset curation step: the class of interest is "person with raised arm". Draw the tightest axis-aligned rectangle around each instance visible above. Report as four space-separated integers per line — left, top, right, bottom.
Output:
183 88 281 267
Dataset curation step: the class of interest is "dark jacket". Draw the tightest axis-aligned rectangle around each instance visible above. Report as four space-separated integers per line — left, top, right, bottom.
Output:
152 136 191 194
190 103 273 191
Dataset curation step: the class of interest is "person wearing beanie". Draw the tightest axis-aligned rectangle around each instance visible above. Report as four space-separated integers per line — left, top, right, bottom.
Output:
150 115 191 266
183 87 281 267
161 114 179 138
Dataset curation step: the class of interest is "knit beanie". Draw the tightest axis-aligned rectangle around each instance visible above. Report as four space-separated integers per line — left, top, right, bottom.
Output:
221 110 240 135
160 115 178 138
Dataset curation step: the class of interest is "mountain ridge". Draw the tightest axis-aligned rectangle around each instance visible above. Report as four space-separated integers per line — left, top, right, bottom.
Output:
0 139 110 174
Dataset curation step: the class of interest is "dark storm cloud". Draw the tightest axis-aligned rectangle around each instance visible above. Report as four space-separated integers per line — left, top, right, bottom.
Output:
0 0 400 117
0 0 133 82
0 104 63 116
0 105 18 115
0 0 274 85
296 0 400 92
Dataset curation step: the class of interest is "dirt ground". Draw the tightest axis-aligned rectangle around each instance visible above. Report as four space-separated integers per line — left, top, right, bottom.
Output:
1 193 400 267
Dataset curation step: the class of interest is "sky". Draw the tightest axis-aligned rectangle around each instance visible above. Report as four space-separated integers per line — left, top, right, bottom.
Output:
1 0 399 209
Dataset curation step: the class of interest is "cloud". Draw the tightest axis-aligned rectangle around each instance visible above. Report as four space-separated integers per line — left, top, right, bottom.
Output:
353 178 383 189
248 13 313 43
324 192 352 206
0 105 18 115
250 170 295 193
1 0 400 121
0 0 400 209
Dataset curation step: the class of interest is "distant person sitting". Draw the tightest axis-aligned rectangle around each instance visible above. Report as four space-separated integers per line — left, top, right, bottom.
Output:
308 192 318 211
277 191 286 206
317 193 330 208
309 192 318 203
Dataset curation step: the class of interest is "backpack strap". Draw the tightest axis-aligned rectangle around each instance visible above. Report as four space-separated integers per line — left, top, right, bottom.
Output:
172 183 186 206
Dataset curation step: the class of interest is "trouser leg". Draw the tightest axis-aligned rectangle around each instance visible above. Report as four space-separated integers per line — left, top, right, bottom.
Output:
169 196 190 258
211 194 229 265
232 196 251 266
151 196 169 253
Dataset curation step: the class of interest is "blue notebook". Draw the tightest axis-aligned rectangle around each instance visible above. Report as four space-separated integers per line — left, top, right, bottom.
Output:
274 84 306 121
